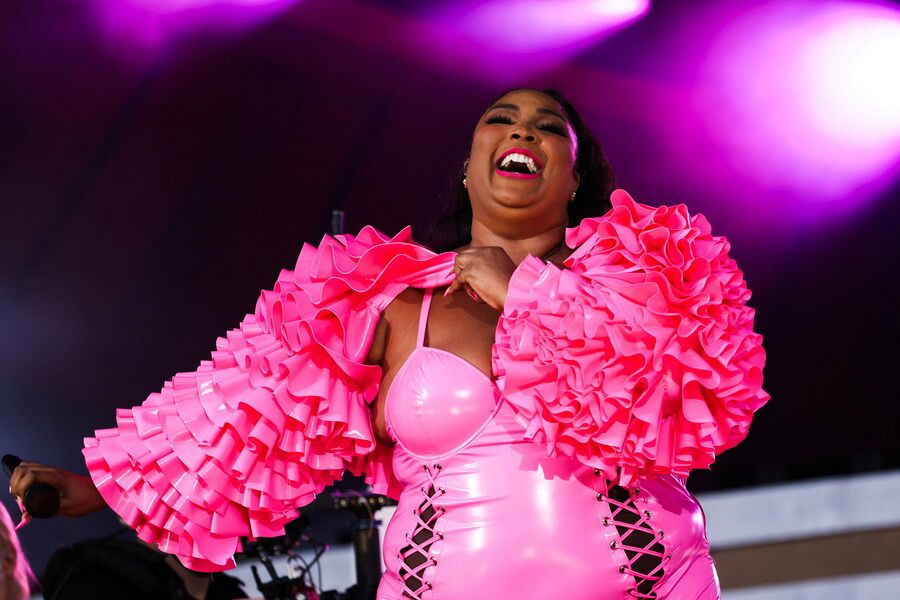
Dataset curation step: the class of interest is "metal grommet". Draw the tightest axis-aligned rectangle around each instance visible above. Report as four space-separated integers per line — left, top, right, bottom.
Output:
632 488 641 496
610 541 618 549
593 468 602 476
619 565 627 574
439 487 445 493
422 465 429 472
596 493 604 501
438 533 444 540
643 510 652 519
433 463 443 470
658 530 665 538
405 533 411 539
602 517 610 526
431 558 438 566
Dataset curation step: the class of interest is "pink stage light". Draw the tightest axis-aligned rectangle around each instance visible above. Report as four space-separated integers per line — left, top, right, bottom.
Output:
419 0 651 81
693 1 900 215
91 0 297 53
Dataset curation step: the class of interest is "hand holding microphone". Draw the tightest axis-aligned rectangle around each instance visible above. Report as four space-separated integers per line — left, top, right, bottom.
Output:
3 455 60 523
4 454 107 527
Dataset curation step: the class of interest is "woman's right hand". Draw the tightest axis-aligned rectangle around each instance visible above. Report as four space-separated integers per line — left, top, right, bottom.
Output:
9 461 107 519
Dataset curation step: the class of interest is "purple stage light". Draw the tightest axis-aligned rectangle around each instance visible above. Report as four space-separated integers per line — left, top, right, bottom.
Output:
91 0 298 53
418 0 651 81
691 1 900 217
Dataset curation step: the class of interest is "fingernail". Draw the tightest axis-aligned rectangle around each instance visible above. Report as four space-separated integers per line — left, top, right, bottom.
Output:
467 289 479 301
443 287 451 298
15 514 30 530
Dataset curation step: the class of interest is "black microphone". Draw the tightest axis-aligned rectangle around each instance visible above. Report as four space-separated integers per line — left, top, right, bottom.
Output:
2 454 61 518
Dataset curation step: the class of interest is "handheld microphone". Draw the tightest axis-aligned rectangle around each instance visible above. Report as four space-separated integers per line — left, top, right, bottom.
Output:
2 454 61 518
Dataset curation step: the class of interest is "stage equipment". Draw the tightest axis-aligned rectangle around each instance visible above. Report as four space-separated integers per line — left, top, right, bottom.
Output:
241 490 396 600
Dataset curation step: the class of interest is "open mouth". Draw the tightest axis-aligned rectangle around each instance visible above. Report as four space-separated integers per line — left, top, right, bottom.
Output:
495 148 543 179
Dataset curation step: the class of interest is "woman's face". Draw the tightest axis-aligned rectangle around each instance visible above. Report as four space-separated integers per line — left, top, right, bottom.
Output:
467 89 579 228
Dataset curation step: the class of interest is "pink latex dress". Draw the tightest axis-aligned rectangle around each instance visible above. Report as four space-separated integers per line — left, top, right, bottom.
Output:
378 289 718 599
81 190 768 599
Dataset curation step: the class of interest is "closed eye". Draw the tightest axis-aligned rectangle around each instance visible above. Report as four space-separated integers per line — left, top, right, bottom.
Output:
485 114 514 125
539 122 568 136
485 114 568 137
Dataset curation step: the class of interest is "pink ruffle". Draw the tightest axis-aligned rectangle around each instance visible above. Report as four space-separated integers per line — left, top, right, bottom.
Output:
492 190 769 485
84 226 455 571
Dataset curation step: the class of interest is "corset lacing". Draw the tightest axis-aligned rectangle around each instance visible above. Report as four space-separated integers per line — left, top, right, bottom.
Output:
398 463 446 598
599 478 667 598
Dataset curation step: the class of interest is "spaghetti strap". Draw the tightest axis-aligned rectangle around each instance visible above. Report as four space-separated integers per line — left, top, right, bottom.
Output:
415 288 434 348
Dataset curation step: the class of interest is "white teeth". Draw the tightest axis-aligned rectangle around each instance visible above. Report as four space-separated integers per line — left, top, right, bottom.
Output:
500 152 540 174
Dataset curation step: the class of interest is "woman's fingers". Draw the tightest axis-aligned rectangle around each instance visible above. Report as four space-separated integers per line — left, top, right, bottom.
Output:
7 462 105 518
444 264 482 302
14 495 30 529
447 249 506 307
10 463 64 499
451 247 513 309
444 279 463 297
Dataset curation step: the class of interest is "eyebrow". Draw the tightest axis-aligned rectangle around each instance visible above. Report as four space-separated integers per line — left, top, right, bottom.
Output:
487 103 567 121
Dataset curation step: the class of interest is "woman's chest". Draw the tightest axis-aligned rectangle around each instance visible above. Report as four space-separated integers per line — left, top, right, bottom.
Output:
371 287 500 445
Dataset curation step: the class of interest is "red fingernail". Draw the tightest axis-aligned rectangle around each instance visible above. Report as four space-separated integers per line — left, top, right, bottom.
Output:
467 289 479 301
443 287 451 298
15 513 30 530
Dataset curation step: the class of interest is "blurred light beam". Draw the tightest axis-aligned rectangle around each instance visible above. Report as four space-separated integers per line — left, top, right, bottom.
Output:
419 0 651 81
91 0 299 54
694 1 900 211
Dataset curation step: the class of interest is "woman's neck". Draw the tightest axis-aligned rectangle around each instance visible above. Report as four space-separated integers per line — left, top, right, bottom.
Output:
468 219 569 266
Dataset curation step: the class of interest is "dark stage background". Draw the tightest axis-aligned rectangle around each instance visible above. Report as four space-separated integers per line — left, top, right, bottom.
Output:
2 0 898 577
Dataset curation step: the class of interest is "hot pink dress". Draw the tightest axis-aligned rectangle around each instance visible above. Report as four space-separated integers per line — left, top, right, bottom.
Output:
82 190 768 599
379 289 720 599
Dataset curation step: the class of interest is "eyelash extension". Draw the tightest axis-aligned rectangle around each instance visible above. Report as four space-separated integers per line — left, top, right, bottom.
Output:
485 114 568 136
539 122 567 136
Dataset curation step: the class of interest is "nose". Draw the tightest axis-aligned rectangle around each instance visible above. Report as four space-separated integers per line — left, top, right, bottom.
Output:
510 129 536 143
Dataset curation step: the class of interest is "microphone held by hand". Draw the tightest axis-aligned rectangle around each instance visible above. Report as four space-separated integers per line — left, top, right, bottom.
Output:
2 454 61 518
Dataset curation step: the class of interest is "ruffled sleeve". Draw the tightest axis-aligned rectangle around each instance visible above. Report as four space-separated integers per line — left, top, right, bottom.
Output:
492 190 769 485
83 226 454 571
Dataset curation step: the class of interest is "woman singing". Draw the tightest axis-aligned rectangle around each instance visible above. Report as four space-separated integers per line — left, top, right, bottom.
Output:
10 88 768 599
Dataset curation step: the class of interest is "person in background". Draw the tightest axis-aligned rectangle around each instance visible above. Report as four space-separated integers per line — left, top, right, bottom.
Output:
0 504 33 600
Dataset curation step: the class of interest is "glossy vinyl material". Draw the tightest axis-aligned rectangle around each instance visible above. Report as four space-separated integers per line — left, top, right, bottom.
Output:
82 191 765 575
384 289 498 458
377 289 720 600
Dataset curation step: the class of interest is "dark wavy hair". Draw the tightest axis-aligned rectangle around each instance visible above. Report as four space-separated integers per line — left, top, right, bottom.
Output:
422 88 617 252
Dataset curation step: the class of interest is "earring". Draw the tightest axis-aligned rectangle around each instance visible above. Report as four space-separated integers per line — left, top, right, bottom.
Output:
463 158 469 189
570 188 577 202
